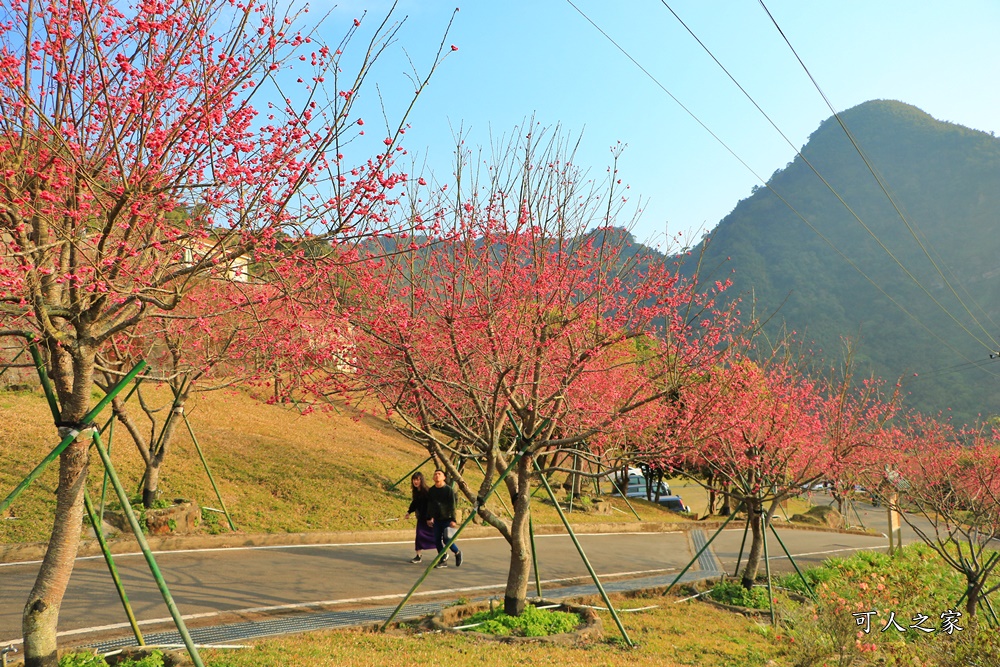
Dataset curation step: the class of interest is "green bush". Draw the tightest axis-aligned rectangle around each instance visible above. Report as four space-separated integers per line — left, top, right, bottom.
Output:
119 650 165 667
708 580 772 610
59 654 107 667
463 604 581 637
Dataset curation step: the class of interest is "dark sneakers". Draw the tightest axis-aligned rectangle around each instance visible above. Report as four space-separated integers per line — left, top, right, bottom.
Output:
441 553 449 563
434 560 448 569
455 550 463 567
408 555 422 564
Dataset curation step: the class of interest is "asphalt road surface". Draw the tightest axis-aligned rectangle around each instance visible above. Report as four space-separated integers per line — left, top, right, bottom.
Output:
0 500 908 646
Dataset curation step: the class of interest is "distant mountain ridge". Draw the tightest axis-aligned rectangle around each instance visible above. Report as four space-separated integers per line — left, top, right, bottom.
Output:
680 99 1000 425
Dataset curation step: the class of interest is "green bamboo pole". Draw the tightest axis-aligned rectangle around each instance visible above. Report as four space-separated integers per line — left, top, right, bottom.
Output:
83 489 145 646
529 516 542 598
473 457 513 519
18 345 147 644
849 498 867 531
983 592 999 627
606 474 643 521
767 521 816 600
534 459 633 647
389 455 434 490
762 514 776 626
26 339 60 422
91 430 205 667
99 418 115 523
182 411 236 531
530 452 563 498
567 453 578 513
97 378 143 521
665 505 742 595
0 361 147 515
733 512 751 578
0 346 25 382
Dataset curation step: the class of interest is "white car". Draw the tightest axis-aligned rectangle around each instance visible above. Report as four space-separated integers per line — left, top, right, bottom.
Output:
611 474 671 499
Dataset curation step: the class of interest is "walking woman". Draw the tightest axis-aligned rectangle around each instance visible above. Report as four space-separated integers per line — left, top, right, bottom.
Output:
405 472 436 563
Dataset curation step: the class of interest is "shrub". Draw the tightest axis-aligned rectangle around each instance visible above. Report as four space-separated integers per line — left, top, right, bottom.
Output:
463 605 581 637
118 650 165 667
59 654 107 667
708 580 772 609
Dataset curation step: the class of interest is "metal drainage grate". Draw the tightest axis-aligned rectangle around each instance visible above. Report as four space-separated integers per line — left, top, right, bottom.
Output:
691 529 722 573
88 601 449 654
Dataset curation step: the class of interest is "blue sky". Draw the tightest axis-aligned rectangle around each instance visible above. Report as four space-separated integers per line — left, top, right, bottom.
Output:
324 1 1000 248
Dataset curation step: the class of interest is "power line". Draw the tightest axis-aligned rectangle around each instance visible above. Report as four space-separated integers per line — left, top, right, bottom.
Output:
900 355 1000 386
562 0 1000 379
654 0 1000 356
756 0 1000 355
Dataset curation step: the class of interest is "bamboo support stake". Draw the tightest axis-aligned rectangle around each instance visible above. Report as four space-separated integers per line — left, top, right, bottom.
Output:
529 516 542 598
91 430 205 667
762 513 776 626
0 361 147 515
473 457 513 519
767 521 816 600
390 456 434 490
534 459 633 647
83 489 145 646
182 411 236 531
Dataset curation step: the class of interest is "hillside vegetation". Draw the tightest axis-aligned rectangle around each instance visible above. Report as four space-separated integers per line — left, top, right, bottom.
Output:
680 100 1000 425
0 386 685 545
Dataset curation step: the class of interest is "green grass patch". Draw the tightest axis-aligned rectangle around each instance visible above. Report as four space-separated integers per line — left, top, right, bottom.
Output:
462 604 581 637
708 580 772 610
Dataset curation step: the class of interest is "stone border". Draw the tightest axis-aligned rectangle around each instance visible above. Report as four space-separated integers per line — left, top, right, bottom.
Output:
429 599 602 645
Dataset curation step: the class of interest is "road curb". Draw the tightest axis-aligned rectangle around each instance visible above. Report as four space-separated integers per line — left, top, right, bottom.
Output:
0 518 877 564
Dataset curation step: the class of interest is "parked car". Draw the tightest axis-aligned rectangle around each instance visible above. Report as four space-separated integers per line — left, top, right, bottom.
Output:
610 474 671 499
657 495 691 513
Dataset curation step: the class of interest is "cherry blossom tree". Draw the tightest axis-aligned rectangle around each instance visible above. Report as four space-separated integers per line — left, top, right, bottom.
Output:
871 417 1000 617
341 129 737 615
668 353 827 588
816 347 900 516
0 1 450 662
99 274 318 508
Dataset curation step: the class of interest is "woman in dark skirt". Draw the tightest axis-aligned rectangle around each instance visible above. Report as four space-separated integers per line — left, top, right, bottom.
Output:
405 472 436 563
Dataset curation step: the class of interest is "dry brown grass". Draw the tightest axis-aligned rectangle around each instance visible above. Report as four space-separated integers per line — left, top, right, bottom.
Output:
1 385 691 545
200 590 788 667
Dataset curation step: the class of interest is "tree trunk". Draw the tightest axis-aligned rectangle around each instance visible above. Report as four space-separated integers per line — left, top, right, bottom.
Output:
23 345 94 667
965 578 982 617
571 455 583 499
143 462 162 508
720 486 732 516
503 458 533 616
740 500 764 590
143 403 185 508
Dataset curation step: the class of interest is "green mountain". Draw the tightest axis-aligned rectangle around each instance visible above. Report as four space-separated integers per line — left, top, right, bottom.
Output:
685 99 1000 425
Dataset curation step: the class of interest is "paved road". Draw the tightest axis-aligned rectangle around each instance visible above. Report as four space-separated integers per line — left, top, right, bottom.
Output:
0 506 905 646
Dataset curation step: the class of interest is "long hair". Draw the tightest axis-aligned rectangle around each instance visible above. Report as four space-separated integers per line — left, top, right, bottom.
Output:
411 471 429 499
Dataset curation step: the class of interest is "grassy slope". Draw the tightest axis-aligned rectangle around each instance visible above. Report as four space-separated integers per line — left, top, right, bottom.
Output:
1 385 707 545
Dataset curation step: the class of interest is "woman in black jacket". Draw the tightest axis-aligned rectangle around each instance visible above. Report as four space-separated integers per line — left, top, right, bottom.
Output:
405 472 436 563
